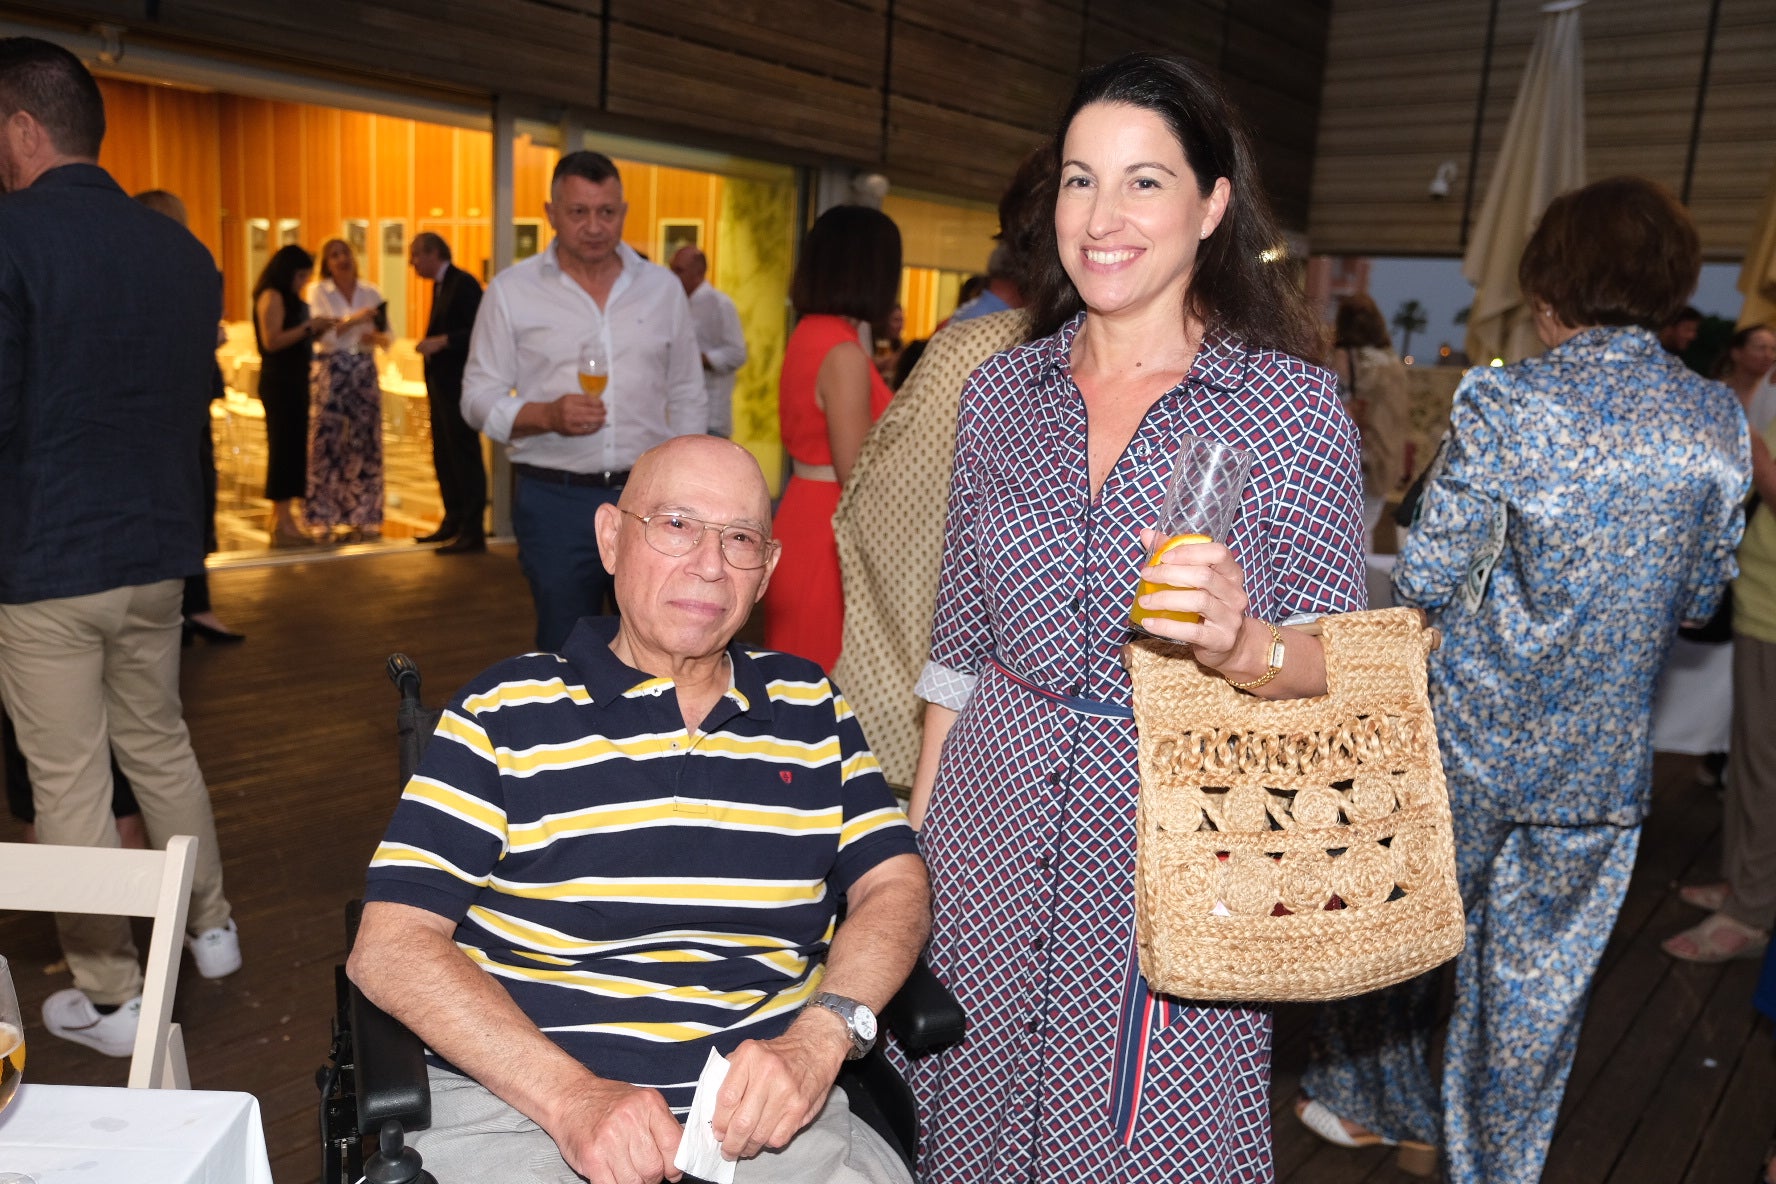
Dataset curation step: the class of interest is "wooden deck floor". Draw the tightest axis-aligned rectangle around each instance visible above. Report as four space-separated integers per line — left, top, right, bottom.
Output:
1 546 1770 1183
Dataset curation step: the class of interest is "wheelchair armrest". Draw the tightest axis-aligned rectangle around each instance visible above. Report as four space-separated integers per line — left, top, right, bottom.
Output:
349 978 433 1132
345 901 432 1132
881 956 965 1055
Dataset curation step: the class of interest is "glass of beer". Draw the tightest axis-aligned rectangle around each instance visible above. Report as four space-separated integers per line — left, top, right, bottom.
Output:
577 346 609 402
1129 435 1255 635
0 957 23 1113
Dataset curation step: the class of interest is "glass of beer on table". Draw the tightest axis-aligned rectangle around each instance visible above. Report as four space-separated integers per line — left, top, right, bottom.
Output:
1129 435 1255 635
577 345 609 402
0 957 23 1112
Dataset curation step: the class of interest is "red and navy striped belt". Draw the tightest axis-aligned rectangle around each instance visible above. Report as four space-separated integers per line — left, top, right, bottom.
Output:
985 656 1134 720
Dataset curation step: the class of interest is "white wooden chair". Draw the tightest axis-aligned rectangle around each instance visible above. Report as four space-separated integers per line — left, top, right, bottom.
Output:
0 835 198 1088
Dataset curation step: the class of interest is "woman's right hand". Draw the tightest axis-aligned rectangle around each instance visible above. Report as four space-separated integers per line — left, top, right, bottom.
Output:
309 315 340 335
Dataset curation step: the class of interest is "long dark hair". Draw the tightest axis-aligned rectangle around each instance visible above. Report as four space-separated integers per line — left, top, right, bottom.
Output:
1026 54 1322 363
253 244 314 301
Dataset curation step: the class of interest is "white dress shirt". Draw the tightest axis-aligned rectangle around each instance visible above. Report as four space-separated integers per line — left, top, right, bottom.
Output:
309 278 384 354
462 241 706 473
685 280 748 436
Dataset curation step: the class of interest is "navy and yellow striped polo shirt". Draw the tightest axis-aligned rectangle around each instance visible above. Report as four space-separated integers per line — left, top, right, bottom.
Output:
364 618 919 1113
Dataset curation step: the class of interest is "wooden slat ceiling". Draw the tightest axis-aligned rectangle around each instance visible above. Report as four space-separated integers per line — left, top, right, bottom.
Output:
1311 0 1776 260
10 0 1329 220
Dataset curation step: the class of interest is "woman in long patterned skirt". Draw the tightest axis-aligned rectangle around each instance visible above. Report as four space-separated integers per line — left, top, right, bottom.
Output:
306 238 388 538
902 55 1367 1182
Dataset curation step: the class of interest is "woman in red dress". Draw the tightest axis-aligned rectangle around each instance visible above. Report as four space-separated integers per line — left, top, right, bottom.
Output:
764 205 902 669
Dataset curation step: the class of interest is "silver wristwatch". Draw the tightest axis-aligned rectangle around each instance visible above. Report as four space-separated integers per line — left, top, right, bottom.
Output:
805 992 878 1060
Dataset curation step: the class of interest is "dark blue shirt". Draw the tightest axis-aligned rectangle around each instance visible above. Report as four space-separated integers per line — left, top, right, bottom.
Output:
0 164 219 604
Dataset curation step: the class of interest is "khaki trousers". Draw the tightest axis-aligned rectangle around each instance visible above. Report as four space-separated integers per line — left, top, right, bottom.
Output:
0 579 230 1005
413 1067 912 1184
1724 632 1776 932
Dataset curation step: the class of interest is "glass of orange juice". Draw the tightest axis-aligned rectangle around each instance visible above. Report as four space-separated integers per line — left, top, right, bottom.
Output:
1129 435 1255 635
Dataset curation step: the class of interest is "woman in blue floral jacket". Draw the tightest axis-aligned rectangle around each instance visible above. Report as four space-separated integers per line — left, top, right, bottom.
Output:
1296 177 1751 1183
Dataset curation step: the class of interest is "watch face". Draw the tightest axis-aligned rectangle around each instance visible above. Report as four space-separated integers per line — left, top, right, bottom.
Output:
854 1006 878 1043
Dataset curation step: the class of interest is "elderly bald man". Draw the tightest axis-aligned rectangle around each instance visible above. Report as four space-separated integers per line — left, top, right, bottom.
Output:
351 435 928 1184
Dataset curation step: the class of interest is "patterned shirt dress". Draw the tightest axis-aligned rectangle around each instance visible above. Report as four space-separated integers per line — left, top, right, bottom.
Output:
907 313 1367 1182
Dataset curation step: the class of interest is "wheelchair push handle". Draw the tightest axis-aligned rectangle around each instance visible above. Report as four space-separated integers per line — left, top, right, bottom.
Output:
386 654 422 706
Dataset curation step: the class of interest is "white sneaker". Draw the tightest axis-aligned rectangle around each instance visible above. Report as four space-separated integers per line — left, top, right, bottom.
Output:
43 989 140 1058
185 917 241 979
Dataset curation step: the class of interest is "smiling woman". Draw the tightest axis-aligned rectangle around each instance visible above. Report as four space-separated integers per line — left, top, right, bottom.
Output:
901 53 1367 1184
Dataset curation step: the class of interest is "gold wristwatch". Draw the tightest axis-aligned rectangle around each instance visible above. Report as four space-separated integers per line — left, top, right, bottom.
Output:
1224 618 1284 691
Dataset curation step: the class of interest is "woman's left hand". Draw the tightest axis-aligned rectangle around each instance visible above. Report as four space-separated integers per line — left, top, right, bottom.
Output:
1133 528 1250 670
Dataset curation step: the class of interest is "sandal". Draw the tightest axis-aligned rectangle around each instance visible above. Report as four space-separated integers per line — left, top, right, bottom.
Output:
1678 882 1731 912
1294 1095 1437 1177
1661 912 1770 963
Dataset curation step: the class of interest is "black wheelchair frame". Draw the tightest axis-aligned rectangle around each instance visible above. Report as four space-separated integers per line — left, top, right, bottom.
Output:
318 654 964 1183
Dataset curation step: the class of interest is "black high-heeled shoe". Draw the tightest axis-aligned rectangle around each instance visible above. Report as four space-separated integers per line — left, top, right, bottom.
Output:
183 619 246 645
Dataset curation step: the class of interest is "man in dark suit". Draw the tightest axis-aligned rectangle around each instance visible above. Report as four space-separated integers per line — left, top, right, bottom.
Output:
410 232 487 553
0 36 240 1056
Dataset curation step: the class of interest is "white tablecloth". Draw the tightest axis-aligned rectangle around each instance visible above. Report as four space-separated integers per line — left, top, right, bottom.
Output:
1650 636 1734 755
0 1084 273 1184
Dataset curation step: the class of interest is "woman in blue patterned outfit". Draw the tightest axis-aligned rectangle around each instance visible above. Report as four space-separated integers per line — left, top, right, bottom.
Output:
901 56 1367 1182
1296 177 1751 1183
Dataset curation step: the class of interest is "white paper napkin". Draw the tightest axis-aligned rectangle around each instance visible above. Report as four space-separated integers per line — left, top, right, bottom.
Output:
673 1048 736 1184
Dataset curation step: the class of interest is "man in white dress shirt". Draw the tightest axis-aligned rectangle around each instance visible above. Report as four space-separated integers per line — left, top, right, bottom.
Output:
462 151 705 650
669 245 749 437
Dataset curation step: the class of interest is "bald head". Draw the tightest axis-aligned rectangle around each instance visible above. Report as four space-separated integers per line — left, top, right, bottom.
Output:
669 245 708 297
134 189 188 227
621 435 771 528
599 435 778 670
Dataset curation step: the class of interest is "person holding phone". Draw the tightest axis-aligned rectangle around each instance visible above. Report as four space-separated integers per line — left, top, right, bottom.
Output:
306 237 389 540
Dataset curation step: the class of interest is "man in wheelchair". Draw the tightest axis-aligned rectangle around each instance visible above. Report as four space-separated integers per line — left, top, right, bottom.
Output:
349 436 930 1184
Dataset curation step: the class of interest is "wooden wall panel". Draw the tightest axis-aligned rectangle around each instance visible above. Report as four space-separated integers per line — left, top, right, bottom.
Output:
338 113 373 215
894 0 1081 73
513 135 558 222
412 122 457 220
610 0 884 87
1084 0 1227 69
888 21 1070 134
92 79 224 263
604 26 882 161
270 102 303 217
95 77 153 196
302 106 342 251
884 97 1046 205
33 0 1329 226
151 0 604 107
217 97 247 315
1311 0 1774 260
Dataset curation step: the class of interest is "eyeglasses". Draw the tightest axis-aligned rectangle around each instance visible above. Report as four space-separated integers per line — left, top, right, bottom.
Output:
620 509 776 570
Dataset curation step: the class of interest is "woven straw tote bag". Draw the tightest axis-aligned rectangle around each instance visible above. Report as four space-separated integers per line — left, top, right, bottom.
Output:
1127 606 1465 1003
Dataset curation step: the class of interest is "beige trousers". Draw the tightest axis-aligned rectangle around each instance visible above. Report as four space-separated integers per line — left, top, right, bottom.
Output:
413 1067 912 1184
0 579 231 1005
1724 632 1776 932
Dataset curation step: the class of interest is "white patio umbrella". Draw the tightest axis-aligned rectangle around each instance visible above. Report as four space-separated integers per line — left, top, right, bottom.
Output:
1462 0 1587 365
1736 160 1776 329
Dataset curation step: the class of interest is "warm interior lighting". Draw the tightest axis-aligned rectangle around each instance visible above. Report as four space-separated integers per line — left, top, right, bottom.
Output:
1258 246 1285 263
1489 357 1505 367
1403 355 1415 365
